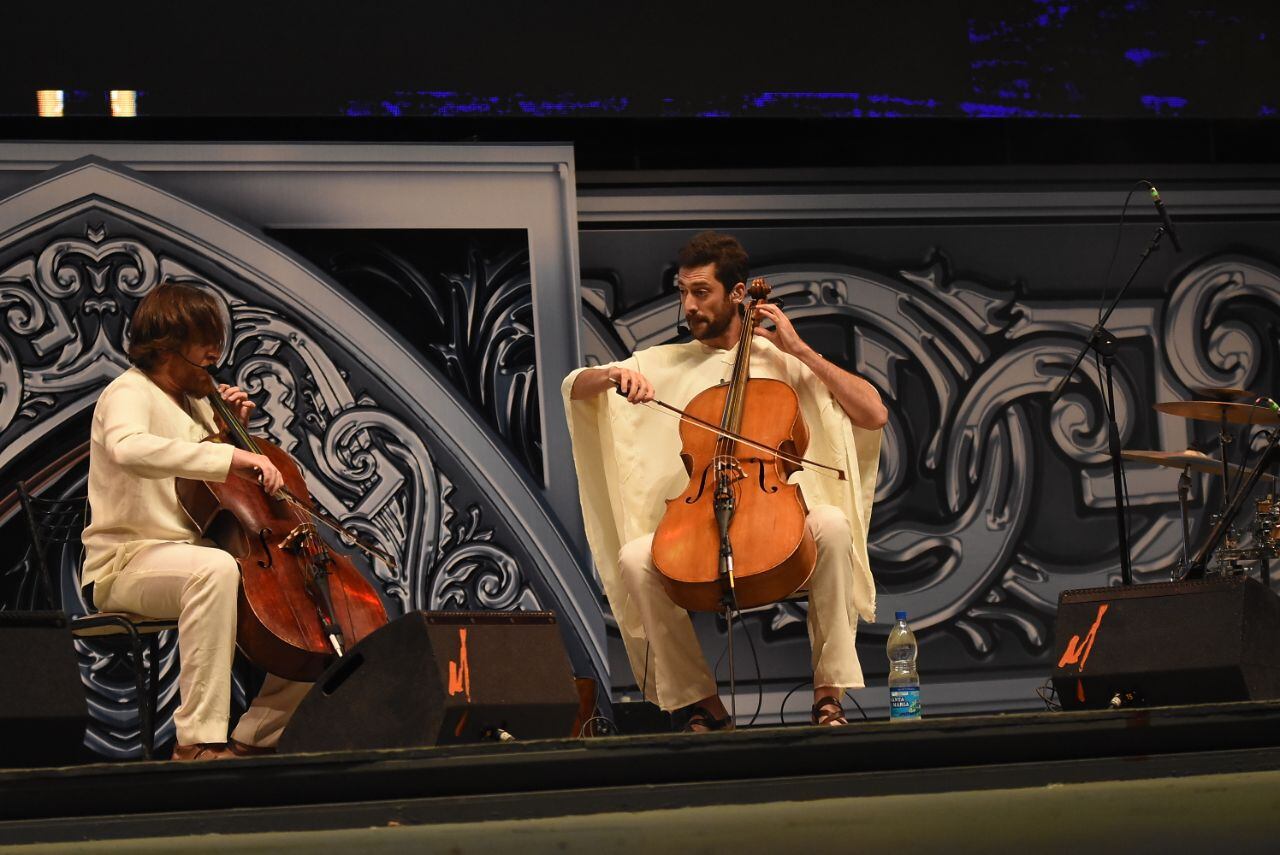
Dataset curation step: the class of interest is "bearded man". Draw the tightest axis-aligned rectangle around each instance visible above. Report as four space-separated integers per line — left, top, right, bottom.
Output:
562 232 886 731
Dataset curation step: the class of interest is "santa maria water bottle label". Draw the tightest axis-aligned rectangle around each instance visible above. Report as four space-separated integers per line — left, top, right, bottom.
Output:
889 685 921 720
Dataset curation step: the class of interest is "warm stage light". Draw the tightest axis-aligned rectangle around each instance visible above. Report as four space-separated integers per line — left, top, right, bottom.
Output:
110 90 137 117
36 90 64 117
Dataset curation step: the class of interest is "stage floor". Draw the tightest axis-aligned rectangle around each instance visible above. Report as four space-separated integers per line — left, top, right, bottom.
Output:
4 700 1280 848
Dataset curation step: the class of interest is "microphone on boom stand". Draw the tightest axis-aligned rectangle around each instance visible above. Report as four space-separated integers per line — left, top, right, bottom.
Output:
1148 184 1183 253
1050 179 1185 586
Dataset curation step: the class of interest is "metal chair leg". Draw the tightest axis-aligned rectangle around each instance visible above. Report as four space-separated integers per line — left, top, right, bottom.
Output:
146 634 161 761
123 625 150 761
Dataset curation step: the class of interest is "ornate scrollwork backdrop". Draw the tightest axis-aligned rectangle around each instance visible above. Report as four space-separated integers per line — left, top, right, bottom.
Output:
266 230 544 484
0 212 548 758
580 252 1280 693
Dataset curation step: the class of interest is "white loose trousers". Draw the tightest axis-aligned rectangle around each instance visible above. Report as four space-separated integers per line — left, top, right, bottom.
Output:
617 504 863 712
98 541 310 747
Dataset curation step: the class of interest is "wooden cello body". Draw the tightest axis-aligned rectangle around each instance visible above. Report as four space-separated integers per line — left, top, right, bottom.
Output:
651 279 816 612
177 385 389 682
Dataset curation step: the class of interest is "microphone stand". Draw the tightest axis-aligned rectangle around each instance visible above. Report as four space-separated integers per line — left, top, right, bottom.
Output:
1050 223 1174 586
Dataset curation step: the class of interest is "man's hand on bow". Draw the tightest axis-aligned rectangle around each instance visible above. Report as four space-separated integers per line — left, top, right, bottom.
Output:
609 366 655 404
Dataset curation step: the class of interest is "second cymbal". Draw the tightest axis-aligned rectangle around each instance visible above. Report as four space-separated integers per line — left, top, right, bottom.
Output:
1121 449 1277 481
1154 400 1280 426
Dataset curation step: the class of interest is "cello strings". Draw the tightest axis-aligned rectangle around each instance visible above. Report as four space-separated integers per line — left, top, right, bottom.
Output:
206 383 328 637
208 382 398 568
274 491 399 568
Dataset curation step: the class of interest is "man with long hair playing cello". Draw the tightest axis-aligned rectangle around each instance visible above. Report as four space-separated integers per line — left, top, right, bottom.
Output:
81 282 309 760
564 232 887 731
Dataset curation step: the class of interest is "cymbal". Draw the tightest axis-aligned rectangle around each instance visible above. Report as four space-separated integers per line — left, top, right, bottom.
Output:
1121 449 1277 481
1154 400 1280 426
1189 386 1255 402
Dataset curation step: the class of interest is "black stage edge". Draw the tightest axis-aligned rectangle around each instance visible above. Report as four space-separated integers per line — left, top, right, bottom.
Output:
5 700 1280 844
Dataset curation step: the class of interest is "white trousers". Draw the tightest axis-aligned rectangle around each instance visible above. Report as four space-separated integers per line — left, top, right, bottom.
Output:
98 542 310 747
618 504 863 712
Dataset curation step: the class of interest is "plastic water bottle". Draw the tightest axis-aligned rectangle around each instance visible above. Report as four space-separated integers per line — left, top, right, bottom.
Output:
887 610 921 721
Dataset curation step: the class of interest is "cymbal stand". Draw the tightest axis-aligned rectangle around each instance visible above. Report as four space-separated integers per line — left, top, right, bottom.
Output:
1217 409 1233 511
1175 464 1193 580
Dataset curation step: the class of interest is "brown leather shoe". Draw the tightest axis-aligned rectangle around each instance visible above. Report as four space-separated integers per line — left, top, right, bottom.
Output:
171 742 236 761
228 738 275 757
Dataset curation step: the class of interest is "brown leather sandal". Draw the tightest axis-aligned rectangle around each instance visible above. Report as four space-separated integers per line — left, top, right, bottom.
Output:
171 742 236 761
682 706 734 733
811 695 849 726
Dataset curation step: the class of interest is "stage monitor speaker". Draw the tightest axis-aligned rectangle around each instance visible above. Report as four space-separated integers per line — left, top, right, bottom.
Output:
1051 576 1280 710
0 612 87 767
278 610 580 753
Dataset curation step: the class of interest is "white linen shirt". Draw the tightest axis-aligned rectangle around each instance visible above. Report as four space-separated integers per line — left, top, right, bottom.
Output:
81 366 235 606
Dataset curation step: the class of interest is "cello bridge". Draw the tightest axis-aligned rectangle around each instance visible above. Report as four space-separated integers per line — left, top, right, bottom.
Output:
278 522 317 552
711 455 745 482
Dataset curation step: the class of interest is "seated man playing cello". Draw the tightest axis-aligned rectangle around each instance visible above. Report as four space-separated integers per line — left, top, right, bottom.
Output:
81 282 309 760
563 232 887 731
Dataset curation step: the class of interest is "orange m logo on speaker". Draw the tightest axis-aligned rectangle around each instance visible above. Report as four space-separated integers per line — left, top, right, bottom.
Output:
1057 603 1109 672
1057 603 1109 704
448 627 472 703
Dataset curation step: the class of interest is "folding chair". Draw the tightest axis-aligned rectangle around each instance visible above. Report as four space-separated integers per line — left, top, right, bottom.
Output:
17 481 177 760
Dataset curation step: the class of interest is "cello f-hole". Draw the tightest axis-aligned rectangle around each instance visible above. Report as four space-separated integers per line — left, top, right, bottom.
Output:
256 528 274 569
685 464 713 504
754 459 779 493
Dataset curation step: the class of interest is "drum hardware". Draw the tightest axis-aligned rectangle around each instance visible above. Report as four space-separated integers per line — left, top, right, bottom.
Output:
1184 426 1280 583
1154 400 1279 517
1120 449 1276 582
1138 396 1279 586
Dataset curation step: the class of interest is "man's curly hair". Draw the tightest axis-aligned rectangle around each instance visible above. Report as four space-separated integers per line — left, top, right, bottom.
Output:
676 231 749 292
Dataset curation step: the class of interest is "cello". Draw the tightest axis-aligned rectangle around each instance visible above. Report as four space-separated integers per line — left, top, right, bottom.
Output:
176 370 391 682
651 278 817 612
